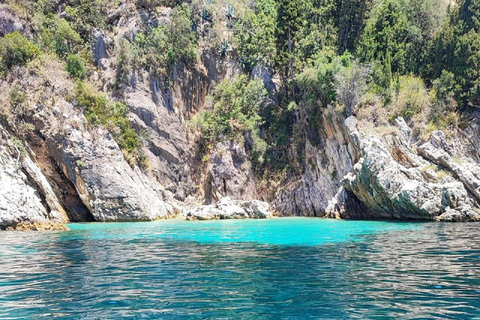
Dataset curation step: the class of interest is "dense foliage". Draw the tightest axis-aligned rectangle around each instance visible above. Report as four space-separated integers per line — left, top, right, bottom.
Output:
1 0 479 173
66 54 87 80
0 32 39 75
195 76 268 166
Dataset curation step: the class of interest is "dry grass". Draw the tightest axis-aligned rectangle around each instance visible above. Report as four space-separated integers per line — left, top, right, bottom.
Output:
436 169 452 180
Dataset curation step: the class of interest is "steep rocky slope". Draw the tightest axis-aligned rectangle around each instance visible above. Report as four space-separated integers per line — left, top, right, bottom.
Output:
1 2 479 229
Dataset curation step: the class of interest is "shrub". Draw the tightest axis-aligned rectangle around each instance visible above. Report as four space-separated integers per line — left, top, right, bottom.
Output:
9 87 27 109
429 70 458 125
115 39 136 83
133 3 197 76
335 61 370 116
234 0 278 72
66 54 87 80
392 75 431 120
65 0 108 40
296 49 350 108
194 76 268 165
39 14 82 57
0 32 40 74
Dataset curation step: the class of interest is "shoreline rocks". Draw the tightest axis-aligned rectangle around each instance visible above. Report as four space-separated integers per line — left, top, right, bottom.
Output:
6 221 69 231
185 197 272 220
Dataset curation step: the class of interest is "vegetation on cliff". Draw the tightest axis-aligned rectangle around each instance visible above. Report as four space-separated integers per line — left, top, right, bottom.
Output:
0 0 479 187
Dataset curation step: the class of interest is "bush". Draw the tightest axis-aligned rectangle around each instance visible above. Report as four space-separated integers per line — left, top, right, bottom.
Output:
9 86 28 116
133 3 197 76
234 0 278 72
0 32 40 74
40 14 82 57
335 61 370 116
392 75 431 120
194 76 268 165
66 54 87 80
115 39 136 83
296 49 350 108
65 0 108 40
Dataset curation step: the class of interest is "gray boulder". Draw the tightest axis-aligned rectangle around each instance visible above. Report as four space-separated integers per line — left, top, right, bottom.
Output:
93 29 110 66
0 9 23 36
185 197 272 220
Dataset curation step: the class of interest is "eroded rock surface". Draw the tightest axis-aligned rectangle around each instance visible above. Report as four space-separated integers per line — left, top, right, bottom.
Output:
185 197 272 220
274 108 360 216
0 130 67 230
205 141 258 203
324 117 480 221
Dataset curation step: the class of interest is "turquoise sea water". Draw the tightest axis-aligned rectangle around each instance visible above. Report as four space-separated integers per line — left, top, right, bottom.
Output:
0 218 479 319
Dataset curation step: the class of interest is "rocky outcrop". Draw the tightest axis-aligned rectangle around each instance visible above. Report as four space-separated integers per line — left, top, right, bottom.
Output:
93 29 110 66
325 117 480 221
1 59 176 223
418 131 480 204
45 126 175 222
0 131 68 230
274 106 480 221
205 140 258 203
185 197 272 220
274 108 359 216
0 7 23 36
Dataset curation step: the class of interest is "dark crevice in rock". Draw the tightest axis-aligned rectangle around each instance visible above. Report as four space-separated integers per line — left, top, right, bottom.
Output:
27 132 94 222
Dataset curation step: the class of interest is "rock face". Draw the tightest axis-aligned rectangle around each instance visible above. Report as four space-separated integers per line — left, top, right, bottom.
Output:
0 8 23 36
324 117 480 221
273 108 480 221
274 108 359 216
45 127 175 222
205 141 258 203
0 131 67 230
1 4 480 228
1 59 176 224
93 29 110 66
185 197 272 220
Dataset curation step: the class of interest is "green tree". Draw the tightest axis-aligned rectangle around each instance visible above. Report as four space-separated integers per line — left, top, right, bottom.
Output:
40 14 82 57
0 32 40 75
195 76 268 165
275 0 310 93
234 0 278 72
168 4 198 64
336 0 372 54
66 54 87 80
65 0 108 40
359 0 448 77
358 0 410 74
434 0 480 107
134 3 197 76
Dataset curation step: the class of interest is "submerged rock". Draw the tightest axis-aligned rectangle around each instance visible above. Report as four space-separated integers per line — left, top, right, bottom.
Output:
185 197 272 220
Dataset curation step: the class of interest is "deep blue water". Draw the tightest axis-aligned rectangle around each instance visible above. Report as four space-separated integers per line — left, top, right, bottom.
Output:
0 218 479 319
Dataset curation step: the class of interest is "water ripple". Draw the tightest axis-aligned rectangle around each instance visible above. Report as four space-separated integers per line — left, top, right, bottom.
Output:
0 219 479 319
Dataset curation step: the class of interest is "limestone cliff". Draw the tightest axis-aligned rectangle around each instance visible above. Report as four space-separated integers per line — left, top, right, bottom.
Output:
1 2 480 229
